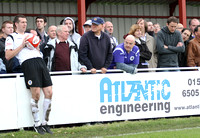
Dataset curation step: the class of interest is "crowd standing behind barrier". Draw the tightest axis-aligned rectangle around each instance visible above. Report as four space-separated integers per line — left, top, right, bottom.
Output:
0 15 199 74
0 14 200 134
0 15 199 73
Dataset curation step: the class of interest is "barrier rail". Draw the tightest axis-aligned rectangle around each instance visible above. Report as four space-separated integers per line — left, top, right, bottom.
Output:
0 67 199 77
0 68 200 130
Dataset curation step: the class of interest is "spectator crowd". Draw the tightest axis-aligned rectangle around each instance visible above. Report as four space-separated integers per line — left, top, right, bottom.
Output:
0 15 199 75
1 14 200 135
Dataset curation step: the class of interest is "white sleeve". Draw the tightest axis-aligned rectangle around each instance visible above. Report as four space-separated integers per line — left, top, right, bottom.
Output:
5 36 14 50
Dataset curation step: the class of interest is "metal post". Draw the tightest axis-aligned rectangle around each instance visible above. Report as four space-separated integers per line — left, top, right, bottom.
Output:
179 0 187 27
77 0 86 35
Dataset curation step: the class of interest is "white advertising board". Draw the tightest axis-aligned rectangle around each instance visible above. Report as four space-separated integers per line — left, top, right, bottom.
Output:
0 77 18 130
0 71 200 130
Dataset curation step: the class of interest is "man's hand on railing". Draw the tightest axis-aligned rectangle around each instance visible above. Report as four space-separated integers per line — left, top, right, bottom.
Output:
101 68 107 74
91 68 96 74
80 67 87 73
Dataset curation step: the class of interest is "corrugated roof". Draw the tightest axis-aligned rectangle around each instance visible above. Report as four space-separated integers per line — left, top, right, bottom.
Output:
1 0 200 6
95 0 177 4
94 0 200 5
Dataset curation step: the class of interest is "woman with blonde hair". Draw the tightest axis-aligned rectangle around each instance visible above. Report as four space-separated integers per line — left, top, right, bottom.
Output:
128 24 152 69
136 18 148 41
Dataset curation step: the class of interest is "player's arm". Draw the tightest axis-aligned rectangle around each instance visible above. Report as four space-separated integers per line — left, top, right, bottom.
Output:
6 46 24 60
5 36 28 60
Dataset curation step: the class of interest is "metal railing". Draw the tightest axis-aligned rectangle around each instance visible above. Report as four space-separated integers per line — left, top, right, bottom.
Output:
136 67 200 72
0 67 199 78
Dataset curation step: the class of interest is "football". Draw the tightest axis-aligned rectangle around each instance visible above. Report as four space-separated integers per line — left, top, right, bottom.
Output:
26 35 41 50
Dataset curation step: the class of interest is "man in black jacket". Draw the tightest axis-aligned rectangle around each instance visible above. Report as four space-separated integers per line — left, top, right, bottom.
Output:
79 17 112 74
0 21 14 73
156 16 185 70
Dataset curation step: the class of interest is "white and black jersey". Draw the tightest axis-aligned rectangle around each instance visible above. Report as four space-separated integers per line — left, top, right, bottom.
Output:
5 32 42 65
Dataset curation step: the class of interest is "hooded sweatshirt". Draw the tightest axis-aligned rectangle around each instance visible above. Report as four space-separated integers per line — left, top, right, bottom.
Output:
63 17 81 47
156 26 185 67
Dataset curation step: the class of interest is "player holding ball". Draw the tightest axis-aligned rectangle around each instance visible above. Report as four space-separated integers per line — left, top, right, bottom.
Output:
5 15 53 135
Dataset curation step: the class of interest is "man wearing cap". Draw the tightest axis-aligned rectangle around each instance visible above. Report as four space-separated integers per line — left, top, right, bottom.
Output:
83 19 92 33
79 17 113 74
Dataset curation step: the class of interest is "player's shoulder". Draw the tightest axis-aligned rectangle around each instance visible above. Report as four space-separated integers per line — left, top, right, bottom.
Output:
7 32 22 41
9 32 19 38
6 33 15 42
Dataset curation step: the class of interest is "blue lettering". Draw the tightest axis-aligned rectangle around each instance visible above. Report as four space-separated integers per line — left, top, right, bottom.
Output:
125 81 141 101
139 81 148 101
157 80 161 100
161 79 170 100
113 81 120 102
100 77 112 102
99 77 171 103
121 81 126 101
146 80 156 100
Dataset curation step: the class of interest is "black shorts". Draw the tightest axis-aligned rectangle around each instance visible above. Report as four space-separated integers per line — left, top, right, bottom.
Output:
21 57 52 89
